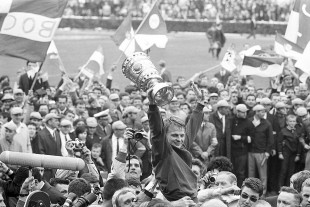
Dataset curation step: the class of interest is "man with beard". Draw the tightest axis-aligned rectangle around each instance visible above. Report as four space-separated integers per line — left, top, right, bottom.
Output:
237 178 263 207
231 104 255 187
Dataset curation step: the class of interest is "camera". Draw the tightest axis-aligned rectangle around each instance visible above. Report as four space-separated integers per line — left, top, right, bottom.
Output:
66 139 86 158
202 171 218 186
128 129 144 141
93 184 101 195
72 193 97 207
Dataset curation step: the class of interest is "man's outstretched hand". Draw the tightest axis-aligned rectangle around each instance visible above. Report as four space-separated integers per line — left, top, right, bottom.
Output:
147 89 156 105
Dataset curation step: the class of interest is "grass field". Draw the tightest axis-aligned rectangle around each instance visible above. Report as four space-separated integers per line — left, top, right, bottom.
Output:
0 30 274 89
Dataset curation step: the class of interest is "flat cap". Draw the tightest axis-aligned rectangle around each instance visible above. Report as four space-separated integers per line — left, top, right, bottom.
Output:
123 106 139 115
13 88 24 95
44 113 60 122
109 93 119 101
260 97 272 105
217 100 230 108
4 122 17 131
275 102 287 109
2 94 14 101
203 106 212 113
94 109 110 118
292 98 304 105
141 116 149 123
86 117 98 127
236 104 248 112
60 119 72 126
253 104 265 111
10 107 23 115
112 121 127 130
30 112 42 120
209 93 219 97
296 107 308 117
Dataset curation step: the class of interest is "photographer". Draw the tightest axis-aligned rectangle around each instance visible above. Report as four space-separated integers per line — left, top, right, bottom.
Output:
147 82 204 202
198 171 240 206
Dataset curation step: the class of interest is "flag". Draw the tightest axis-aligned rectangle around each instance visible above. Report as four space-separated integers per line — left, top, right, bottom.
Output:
82 46 105 76
111 14 136 57
295 41 310 75
297 0 310 47
0 0 68 62
41 40 66 73
241 56 284 77
239 45 262 59
135 2 168 51
79 67 94 80
274 33 304 60
285 0 301 43
221 49 236 72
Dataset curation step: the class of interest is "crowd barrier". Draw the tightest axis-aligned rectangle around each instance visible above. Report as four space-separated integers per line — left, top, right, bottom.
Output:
59 16 288 34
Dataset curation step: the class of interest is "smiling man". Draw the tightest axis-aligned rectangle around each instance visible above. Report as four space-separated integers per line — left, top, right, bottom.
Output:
148 85 203 202
237 177 263 207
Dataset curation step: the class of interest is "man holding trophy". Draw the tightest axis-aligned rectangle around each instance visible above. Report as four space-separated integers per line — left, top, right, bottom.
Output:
122 52 204 203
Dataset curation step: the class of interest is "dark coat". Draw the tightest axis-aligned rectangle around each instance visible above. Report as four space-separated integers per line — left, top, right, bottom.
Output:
41 181 66 205
18 73 49 95
37 128 62 156
209 111 232 159
100 135 113 172
214 71 231 86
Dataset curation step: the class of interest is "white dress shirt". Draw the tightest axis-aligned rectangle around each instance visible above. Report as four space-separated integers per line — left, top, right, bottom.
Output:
217 111 225 134
59 131 71 156
112 134 124 159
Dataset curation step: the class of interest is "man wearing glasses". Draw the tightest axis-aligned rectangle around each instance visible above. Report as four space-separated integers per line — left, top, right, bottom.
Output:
238 178 263 207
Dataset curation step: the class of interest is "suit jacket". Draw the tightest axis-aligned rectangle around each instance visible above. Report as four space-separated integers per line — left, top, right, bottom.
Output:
41 181 66 205
214 71 231 86
209 111 231 159
96 124 112 140
37 127 62 156
161 69 172 83
18 73 49 95
100 135 112 172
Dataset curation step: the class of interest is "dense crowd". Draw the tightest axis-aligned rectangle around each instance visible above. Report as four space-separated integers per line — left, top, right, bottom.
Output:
0 43 310 207
64 0 292 21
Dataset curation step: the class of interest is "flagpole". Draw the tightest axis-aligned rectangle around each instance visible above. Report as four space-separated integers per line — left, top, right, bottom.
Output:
114 0 159 66
29 60 45 92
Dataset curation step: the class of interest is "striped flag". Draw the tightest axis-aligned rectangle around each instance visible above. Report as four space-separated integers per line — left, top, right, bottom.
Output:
239 45 262 59
274 33 304 60
285 0 301 43
135 2 168 51
241 56 284 77
82 46 105 76
111 14 136 57
0 0 68 62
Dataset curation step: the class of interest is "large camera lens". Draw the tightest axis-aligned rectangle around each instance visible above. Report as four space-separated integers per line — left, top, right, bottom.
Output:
134 132 143 140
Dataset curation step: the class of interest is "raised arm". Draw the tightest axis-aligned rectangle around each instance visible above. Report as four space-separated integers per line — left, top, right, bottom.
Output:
184 103 204 149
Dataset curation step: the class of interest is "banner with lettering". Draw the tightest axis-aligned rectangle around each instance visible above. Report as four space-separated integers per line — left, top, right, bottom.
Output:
0 0 68 62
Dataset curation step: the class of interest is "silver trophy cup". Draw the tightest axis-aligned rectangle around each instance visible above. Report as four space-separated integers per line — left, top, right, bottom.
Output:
122 52 174 106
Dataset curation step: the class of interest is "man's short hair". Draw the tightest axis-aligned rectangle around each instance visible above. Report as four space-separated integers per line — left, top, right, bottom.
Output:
241 177 264 197
286 114 297 121
207 156 233 172
292 170 310 192
80 173 99 184
50 178 70 187
217 171 237 184
75 99 85 106
163 116 185 134
246 94 256 100
119 92 129 100
68 178 91 197
192 159 204 174
102 178 127 200
112 187 135 207
92 143 102 150
126 155 143 169
93 87 102 93
302 178 310 190
252 200 271 207
64 109 75 116
57 95 67 102
279 186 302 205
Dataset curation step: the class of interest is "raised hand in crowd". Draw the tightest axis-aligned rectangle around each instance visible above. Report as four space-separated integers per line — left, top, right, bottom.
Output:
170 196 196 207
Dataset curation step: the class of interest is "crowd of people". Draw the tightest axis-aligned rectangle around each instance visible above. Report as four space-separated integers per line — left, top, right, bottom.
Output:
0 42 310 207
64 0 292 22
